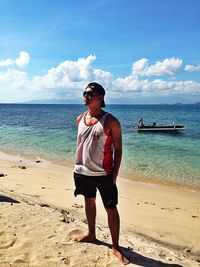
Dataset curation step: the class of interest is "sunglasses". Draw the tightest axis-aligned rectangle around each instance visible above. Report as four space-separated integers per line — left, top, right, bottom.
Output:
83 91 98 97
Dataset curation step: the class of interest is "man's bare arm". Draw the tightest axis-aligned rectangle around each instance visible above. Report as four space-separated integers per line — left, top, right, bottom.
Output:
110 117 122 183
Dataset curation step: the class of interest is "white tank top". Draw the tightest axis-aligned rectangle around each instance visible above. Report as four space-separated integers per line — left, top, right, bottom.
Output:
74 112 113 176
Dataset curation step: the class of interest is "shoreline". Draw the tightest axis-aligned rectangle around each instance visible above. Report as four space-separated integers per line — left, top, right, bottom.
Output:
0 150 200 266
1 149 199 192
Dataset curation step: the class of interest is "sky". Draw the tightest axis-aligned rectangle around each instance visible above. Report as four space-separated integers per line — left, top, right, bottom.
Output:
0 0 200 104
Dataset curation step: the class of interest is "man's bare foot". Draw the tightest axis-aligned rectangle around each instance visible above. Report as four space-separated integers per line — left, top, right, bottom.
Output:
74 233 96 243
112 247 130 265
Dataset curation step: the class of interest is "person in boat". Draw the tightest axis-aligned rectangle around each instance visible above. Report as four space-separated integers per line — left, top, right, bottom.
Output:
152 122 156 127
138 118 144 128
73 82 129 265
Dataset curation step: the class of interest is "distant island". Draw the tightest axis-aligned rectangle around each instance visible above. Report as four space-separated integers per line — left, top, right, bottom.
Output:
191 102 200 105
21 99 82 105
173 102 200 105
1 100 200 105
21 100 200 105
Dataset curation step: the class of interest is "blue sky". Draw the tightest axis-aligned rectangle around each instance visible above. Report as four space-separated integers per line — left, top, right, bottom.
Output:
0 0 200 104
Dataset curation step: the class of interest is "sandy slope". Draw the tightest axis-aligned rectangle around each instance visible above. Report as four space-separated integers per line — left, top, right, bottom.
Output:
0 154 200 266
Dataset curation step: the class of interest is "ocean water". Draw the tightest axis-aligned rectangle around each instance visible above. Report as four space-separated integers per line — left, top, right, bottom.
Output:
0 104 200 188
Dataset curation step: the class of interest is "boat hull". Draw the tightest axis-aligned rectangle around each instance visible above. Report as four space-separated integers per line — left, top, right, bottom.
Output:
138 126 186 132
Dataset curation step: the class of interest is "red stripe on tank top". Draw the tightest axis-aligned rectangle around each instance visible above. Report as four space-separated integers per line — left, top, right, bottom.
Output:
102 135 113 175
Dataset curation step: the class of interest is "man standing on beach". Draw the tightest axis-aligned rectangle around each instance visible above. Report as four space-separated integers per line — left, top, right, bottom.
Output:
73 82 129 265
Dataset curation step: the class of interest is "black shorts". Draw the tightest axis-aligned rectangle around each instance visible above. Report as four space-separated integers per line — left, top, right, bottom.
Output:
73 172 118 209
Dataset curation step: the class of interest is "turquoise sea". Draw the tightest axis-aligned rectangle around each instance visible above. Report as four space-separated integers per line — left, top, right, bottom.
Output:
0 104 199 188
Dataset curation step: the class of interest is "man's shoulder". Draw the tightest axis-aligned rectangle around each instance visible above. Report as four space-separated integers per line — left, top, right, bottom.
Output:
76 112 86 125
77 112 85 120
105 112 121 127
106 112 119 121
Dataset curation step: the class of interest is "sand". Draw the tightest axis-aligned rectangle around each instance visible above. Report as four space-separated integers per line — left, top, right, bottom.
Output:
0 152 200 266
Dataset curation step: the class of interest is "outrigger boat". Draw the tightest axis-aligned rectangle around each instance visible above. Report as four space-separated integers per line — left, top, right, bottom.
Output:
137 118 186 132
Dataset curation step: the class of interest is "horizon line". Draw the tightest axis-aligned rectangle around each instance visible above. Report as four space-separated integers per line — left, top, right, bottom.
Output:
0 102 200 106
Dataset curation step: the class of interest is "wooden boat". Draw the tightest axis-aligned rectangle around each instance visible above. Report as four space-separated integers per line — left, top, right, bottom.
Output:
137 118 186 132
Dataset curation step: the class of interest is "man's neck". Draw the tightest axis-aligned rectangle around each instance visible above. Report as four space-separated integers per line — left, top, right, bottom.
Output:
87 107 104 118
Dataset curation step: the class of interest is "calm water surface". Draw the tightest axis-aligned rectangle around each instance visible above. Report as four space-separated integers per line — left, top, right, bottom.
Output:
0 104 199 188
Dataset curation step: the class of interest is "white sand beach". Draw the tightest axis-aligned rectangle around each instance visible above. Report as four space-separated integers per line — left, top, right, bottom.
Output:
0 152 200 267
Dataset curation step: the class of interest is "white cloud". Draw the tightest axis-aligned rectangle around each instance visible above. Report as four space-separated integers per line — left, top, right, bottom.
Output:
113 76 200 96
0 54 200 103
0 69 27 82
0 58 14 67
0 69 30 102
15 51 30 68
32 55 112 93
185 64 200 72
32 55 96 90
1 55 112 102
132 57 182 77
131 58 148 74
0 51 30 69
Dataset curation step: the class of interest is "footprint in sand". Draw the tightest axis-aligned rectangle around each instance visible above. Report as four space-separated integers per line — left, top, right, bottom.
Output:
62 256 71 265
23 193 40 198
106 261 118 267
47 234 57 239
0 231 17 249
144 201 156 205
12 258 26 264
72 203 83 209
18 165 26 169
161 207 173 212
65 229 84 242
11 252 30 265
